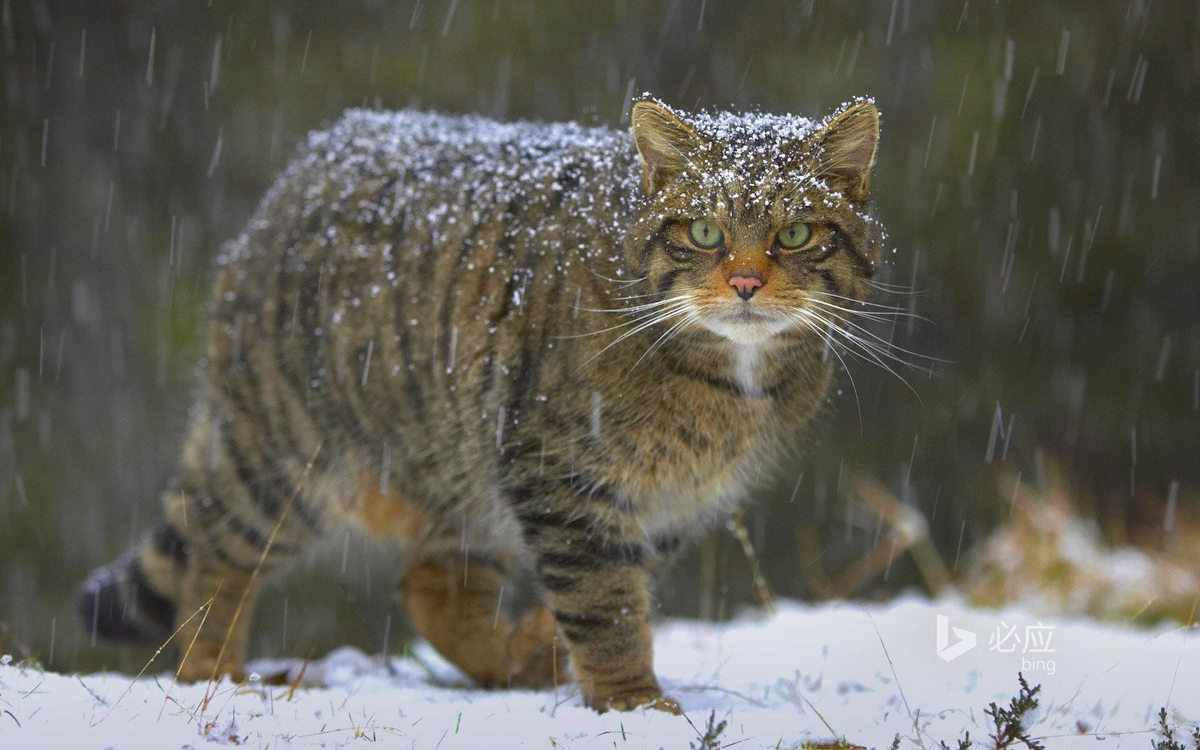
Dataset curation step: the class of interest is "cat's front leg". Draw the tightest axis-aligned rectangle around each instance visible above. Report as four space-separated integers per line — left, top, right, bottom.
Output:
517 502 681 713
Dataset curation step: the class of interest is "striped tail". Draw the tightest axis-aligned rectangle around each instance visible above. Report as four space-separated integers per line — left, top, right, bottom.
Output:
77 524 189 646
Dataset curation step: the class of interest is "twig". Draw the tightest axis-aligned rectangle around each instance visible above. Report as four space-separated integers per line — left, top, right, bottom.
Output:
864 608 944 750
851 477 951 595
17 679 44 700
727 511 775 614
161 593 218 721
550 633 560 717
75 675 109 707
201 442 323 716
162 692 200 724
284 648 316 702
95 598 214 726
781 677 839 738
799 478 951 600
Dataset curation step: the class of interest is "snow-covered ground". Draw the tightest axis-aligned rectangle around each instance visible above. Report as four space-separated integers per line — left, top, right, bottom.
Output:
1 595 1196 749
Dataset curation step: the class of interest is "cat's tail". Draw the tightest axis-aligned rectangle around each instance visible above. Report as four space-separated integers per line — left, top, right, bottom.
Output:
77 524 189 646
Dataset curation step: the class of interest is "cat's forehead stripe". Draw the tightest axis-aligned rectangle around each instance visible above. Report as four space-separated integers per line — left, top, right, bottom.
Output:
681 141 822 218
632 98 846 216
636 93 878 215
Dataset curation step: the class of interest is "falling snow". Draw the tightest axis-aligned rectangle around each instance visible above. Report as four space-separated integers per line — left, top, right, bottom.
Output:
3 3 1199 747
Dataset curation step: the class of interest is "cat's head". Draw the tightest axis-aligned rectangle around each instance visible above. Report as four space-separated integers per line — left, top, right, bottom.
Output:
624 97 882 346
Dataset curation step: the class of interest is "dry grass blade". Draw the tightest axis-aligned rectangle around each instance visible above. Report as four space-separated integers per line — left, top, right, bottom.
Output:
91 597 215 726
75 674 110 707
549 633 560 718
160 592 218 721
850 476 951 595
284 648 317 702
779 677 843 741
197 442 324 719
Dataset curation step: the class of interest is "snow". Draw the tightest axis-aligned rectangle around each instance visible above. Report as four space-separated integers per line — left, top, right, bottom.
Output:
1 596 1196 748
224 108 643 271
226 98 873 278
634 92 823 155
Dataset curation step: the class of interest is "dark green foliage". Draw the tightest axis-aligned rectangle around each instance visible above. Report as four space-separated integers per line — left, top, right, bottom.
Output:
983 674 1044 750
1151 706 1200 750
934 674 1042 750
689 710 728 750
984 672 1041 748
938 732 971 750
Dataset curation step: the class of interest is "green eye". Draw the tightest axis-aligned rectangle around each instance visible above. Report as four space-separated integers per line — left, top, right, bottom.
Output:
688 219 723 248
777 222 812 249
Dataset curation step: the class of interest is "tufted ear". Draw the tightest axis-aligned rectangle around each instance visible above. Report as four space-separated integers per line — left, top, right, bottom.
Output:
630 100 704 195
814 102 879 203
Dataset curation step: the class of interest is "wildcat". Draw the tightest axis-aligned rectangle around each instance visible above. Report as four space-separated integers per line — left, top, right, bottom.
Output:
78 95 882 713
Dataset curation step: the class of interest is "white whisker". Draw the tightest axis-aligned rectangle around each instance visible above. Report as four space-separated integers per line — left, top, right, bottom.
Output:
576 293 696 316
609 286 701 303
866 279 925 295
558 297 694 339
583 264 645 286
809 303 946 364
811 290 919 314
804 297 929 324
790 307 863 429
575 299 694 369
627 310 699 376
791 307 924 404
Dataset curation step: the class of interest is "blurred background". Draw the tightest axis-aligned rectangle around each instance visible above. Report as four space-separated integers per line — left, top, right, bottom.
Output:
2 0 1198 675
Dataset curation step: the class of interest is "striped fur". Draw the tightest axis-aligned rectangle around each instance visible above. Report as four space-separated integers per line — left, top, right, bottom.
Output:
78 98 883 712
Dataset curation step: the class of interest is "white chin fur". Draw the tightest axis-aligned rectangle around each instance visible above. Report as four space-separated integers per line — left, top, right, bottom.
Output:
699 315 791 344
698 314 792 395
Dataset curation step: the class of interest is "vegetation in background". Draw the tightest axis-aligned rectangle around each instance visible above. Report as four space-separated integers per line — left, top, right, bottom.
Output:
0 0 1197 673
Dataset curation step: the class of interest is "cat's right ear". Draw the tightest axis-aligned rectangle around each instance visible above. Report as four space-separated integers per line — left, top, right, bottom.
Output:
631 101 702 195
813 101 880 204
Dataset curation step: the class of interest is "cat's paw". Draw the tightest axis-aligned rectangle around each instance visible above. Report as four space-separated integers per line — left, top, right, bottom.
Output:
597 689 683 714
175 650 247 684
506 605 568 688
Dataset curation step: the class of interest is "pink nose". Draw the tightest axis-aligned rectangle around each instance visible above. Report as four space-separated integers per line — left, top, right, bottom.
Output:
729 273 763 300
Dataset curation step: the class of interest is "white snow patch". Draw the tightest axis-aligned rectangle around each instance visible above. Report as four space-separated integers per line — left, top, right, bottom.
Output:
1 596 1196 748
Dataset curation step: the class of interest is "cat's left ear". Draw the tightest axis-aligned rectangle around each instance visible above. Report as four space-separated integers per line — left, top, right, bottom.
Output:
814 101 879 203
631 100 704 195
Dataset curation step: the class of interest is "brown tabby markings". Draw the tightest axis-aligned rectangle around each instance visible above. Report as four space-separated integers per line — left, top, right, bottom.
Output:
78 96 882 713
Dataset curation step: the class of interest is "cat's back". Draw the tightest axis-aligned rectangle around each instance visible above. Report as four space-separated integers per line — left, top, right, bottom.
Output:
202 109 644 494
210 109 641 351
232 109 638 249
